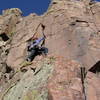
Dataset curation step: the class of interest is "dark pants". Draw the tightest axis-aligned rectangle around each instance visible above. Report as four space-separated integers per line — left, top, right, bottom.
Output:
26 49 36 62
26 47 48 62
38 47 48 55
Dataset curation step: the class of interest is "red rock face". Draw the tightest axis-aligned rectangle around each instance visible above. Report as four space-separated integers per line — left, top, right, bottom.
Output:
48 57 83 100
0 0 100 100
47 57 100 100
5 0 100 71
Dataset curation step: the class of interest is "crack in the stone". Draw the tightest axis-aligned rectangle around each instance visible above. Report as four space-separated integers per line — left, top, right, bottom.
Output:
80 67 87 100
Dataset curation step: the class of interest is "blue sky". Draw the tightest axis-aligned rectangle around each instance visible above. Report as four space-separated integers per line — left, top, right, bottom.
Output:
0 0 51 16
95 0 100 1
0 0 100 16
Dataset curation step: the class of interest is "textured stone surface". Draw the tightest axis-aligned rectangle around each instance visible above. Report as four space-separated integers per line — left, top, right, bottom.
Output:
0 8 22 37
1 57 54 100
0 0 100 100
86 72 100 100
48 57 83 100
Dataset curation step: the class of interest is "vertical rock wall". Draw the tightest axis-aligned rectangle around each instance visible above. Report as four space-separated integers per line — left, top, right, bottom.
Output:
0 0 100 100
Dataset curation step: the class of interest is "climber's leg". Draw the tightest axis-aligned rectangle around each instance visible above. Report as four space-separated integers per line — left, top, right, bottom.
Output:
39 47 48 56
26 49 36 62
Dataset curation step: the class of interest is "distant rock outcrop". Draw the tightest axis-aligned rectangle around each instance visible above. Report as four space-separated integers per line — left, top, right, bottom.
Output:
0 0 100 100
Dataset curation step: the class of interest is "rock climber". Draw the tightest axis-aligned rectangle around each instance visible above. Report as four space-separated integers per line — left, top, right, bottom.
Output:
20 24 47 68
25 24 47 62
26 36 47 62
